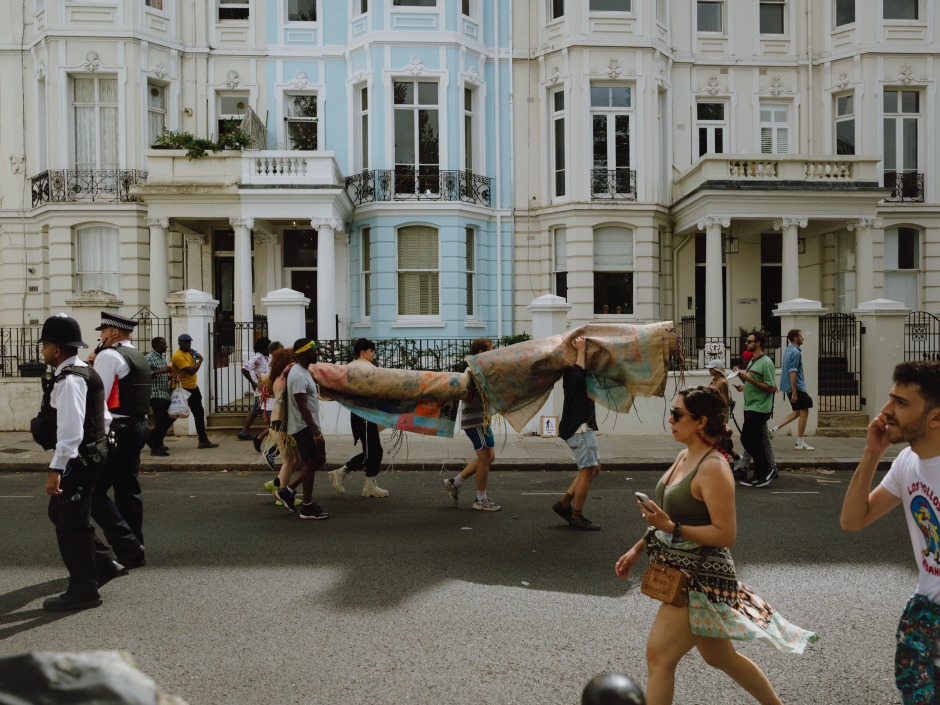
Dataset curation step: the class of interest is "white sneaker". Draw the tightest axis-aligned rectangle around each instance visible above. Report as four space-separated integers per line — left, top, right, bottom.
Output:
770 427 779 436
362 477 389 498
795 442 815 451
328 467 348 496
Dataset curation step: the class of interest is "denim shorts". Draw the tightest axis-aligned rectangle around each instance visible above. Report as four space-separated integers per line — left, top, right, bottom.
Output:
464 425 494 451
565 429 600 469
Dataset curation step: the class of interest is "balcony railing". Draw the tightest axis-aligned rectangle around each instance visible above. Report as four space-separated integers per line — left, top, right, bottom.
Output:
884 170 924 202
590 168 637 200
31 169 148 207
345 168 494 207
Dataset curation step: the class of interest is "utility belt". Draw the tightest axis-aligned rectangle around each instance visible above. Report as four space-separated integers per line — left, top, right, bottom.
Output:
72 438 109 469
108 415 145 448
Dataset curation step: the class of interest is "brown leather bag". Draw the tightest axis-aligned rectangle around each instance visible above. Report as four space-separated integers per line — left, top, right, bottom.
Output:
641 563 691 607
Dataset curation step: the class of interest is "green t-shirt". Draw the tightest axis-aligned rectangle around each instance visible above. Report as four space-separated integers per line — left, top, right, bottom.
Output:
743 354 776 413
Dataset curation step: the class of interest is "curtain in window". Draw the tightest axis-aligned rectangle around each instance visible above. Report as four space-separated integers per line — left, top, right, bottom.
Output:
76 226 120 294
884 228 919 309
398 227 439 316
593 226 633 271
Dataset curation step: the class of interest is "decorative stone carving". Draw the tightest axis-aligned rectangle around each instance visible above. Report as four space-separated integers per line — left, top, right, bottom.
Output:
604 59 623 79
35 62 46 80
847 217 883 231
152 62 168 80
897 65 915 85
704 75 723 95
9 154 25 174
405 55 425 76
289 70 311 90
83 51 101 72
696 216 731 230
352 67 366 84
184 233 207 247
463 66 481 85
773 218 808 230
230 217 255 230
547 66 562 85
765 76 786 96
311 218 344 233
146 217 170 229
836 72 850 90
224 70 241 89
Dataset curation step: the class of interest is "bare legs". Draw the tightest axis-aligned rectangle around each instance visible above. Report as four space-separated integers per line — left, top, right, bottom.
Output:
458 446 494 492
645 603 782 705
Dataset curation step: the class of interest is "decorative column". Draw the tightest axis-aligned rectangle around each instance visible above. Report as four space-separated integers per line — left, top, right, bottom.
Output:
854 298 910 420
525 294 573 434
774 217 807 303
633 227 658 321
165 289 220 437
697 216 729 339
773 298 827 436
230 218 255 324
848 217 882 305
312 217 342 341
147 217 170 317
184 233 206 292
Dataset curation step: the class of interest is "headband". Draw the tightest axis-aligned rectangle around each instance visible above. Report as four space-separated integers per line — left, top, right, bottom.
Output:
293 341 315 355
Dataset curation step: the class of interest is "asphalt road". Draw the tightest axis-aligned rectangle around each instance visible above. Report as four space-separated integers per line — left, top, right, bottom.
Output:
0 468 913 705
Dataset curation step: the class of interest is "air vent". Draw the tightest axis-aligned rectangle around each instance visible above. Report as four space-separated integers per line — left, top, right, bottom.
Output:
27 286 38 292
719 68 728 75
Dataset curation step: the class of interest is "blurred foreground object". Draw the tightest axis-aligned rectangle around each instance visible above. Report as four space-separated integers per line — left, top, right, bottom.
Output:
582 672 646 705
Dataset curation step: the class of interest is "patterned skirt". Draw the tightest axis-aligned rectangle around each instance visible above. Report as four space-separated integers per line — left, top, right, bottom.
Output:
645 530 819 654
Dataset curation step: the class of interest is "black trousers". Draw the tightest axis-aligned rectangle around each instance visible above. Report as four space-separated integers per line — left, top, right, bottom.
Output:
48 459 118 599
186 386 210 443
147 397 172 450
346 415 383 477
741 410 772 481
92 417 147 552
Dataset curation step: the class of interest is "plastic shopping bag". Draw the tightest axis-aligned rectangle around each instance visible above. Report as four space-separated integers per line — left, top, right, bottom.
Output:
168 387 191 419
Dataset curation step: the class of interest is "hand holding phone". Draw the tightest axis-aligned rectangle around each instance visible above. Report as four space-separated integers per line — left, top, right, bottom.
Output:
635 492 654 512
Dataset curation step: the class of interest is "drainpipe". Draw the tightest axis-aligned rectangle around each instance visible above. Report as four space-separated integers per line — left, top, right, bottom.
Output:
494 0 504 337
806 2 814 153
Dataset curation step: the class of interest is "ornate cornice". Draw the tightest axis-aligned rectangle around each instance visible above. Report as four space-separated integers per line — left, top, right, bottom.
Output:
697 216 731 230
230 218 255 230
146 217 170 229
848 217 883 231
773 217 808 230
311 218 344 233
184 233 207 247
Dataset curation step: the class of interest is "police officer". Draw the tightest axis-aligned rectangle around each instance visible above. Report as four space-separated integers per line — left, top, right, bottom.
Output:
35 314 126 611
89 311 150 566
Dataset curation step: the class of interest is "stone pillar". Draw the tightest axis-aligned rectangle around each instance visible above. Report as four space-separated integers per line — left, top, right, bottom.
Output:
775 217 807 303
230 218 255 324
262 288 310 348
312 217 342 341
166 289 220 437
525 294 573 434
48 224 73 311
854 298 910 420
147 217 170 317
184 233 206 292
64 290 123 352
697 216 729 339
849 217 882 305
773 298 827 436
254 232 280 295
633 226 658 321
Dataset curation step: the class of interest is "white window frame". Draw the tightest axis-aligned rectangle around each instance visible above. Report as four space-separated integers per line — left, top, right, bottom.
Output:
465 227 477 319
759 0 785 34
589 0 631 12
552 227 567 299
551 89 566 199
549 0 564 20
884 227 920 310
357 0 368 15
216 92 249 141
834 0 855 26
883 89 920 178
357 85 369 171
145 0 165 10
463 86 475 172
75 225 121 295
218 0 249 21
393 0 437 6
284 92 318 151
695 101 727 157
72 75 119 170
884 0 918 20
393 80 440 196
147 81 167 148
285 0 317 22
396 225 440 320
360 227 372 321
697 0 723 33
835 94 855 155
590 85 633 196
593 226 635 316
760 102 790 154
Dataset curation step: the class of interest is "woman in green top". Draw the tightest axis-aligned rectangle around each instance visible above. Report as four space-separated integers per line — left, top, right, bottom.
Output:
614 386 816 705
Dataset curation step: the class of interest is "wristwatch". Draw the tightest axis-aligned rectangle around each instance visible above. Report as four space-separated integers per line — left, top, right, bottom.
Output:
671 521 683 543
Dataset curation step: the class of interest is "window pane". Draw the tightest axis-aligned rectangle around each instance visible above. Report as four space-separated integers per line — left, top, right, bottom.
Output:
697 1 722 32
554 117 565 196
590 0 630 11
594 227 633 270
698 127 708 157
835 0 855 25
902 117 917 170
884 90 898 113
393 82 414 105
551 0 564 20
148 84 166 110
901 91 919 113
593 272 633 314
417 109 439 166
614 114 630 167
898 228 919 269
418 82 438 105
836 95 853 116
883 119 897 170
394 111 415 164
884 0 917 20
462 0 470 15
592 115 607 168
287 95 317 118
759 3 784 34
554 228 567 270
836 119 855 155
553 91 564 112
394 0 436 5
714 128 724 153
697 103 724 120
287 0 317 21
611 87 631 107
590 87 609 107
288 122 317 150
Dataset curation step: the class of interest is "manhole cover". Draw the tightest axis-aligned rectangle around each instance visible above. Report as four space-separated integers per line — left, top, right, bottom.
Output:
0 447 29 454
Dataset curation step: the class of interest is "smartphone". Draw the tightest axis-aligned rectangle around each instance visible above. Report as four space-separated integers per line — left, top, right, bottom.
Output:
635 492 654 512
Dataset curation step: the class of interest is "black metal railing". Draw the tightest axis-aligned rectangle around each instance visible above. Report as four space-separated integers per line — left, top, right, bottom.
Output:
818 312 862 411
31 169 148 207
905 311 940 362
590 168 637 200
672 316 783 370
132 308 172 349
0 325 45 378
884 170 924 202
207 317 269 414
345 168 494 207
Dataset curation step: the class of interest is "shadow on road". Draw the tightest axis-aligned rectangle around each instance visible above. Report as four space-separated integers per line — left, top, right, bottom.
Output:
0 579 69 639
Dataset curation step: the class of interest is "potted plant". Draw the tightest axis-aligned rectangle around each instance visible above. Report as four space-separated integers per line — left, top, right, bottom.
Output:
217 125 255 151
151 128 221 160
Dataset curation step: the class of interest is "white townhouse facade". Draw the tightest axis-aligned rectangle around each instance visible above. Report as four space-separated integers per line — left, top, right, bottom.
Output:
512 0 940 356
0 0 512 349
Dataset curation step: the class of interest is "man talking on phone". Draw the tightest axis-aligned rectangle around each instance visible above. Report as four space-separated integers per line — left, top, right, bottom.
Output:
170 334 217 449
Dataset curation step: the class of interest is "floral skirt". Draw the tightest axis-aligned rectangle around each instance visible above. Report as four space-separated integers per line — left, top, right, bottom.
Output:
646 530 819 654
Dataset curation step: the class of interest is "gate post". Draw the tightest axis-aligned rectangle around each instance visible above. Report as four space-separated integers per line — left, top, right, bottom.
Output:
524 294 572 435
262 288 311 348
166 289 220 436
773 298 827 436
854 298 910 421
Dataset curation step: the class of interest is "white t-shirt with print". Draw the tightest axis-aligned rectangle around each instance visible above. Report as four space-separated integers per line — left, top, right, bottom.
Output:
285 363 321 436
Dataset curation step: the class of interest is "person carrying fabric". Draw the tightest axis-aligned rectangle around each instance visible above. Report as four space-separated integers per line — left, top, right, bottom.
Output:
551 335 602 531
261 346 302 508
34 314 128 611
615 386 817 705
329 338 390 498
443 337 500 511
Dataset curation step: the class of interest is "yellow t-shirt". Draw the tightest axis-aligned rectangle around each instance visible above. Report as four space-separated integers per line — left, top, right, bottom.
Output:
171 349 199 390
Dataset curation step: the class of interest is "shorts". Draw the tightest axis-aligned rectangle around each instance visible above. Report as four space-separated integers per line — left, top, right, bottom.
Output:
292 427 326 467
464 425 494 451
251 397 262 414
565 429 600 469
786 390 814 411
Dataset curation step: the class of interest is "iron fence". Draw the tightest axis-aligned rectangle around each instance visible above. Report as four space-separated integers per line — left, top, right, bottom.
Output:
132 308 172 349
589 168 637 200
345 168 494 207
31 169 148 207
207 318 269 414
671 317 782 371
0 325 45 377
884 170 924 203
818 312 862 411
904 311 940 362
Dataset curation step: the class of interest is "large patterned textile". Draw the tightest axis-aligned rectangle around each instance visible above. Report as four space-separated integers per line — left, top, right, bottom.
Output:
645 530 818 654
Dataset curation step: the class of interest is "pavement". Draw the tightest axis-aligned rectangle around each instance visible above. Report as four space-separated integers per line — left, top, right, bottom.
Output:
0 425 896 473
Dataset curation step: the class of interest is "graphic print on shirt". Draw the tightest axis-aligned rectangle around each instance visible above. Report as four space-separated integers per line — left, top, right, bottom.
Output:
911 493 940 568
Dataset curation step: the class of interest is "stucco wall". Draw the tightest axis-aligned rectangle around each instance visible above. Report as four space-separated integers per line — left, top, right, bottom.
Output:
0 379 44 431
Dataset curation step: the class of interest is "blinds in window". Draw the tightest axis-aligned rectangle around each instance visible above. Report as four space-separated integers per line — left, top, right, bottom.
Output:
593 227 633 272
465 228 475 316
398 226 439 316
76 226 120 294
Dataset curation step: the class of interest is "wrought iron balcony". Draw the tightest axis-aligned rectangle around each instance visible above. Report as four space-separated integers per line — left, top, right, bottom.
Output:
884 170 924 203
345 168 494 207
590 168 637 200
31 169 148 207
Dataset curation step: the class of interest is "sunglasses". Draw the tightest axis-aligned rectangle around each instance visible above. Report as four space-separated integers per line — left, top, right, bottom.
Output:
669 408 697 423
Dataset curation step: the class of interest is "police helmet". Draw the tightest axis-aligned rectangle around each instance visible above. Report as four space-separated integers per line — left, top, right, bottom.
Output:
39 313 88 349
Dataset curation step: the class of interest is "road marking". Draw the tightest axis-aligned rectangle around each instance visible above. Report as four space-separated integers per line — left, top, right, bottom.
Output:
771 491 819 494
520 492 562 496
0 495 33 498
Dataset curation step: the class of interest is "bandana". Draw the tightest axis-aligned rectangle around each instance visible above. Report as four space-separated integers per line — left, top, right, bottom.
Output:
293 341 315 355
